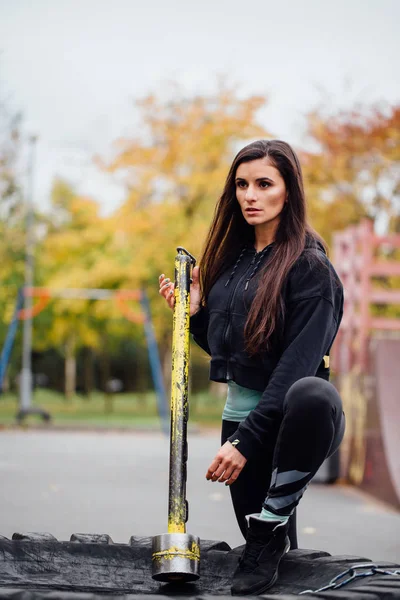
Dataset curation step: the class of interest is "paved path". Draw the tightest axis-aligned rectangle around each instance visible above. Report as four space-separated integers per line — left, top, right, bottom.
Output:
0 430 399 562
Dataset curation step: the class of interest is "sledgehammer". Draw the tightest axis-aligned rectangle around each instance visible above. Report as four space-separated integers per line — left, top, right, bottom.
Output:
152 247 200 582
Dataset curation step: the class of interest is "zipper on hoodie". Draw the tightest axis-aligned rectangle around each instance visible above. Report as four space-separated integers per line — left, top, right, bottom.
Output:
222 251 259 379
222 246 273 379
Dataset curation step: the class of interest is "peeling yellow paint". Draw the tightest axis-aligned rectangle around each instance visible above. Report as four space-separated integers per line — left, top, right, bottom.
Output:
168 253 192 535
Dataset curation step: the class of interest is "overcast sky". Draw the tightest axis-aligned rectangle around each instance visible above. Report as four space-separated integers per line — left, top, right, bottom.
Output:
1 0 399 214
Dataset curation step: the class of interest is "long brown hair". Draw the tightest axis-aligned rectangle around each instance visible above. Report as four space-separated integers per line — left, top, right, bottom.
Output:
200 139 326 355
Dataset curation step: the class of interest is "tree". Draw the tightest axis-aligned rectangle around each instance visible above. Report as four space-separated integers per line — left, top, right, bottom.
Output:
0 95 26 390
104 84 270 375
303 104 400 243
303 103 400 325
36 179 118 398
0 98 23 222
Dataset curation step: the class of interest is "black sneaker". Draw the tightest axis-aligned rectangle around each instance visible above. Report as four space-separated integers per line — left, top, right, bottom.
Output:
231 515 290 596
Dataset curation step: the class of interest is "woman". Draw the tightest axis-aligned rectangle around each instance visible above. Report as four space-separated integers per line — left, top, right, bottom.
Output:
159 139 345 596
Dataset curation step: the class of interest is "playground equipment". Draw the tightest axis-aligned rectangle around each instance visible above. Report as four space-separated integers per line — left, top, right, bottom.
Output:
0 287 169 432
152 247 200 582
332 219 400 508
332 219 400 374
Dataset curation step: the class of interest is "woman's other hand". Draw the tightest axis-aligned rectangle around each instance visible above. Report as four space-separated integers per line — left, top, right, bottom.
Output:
158 266 201 317
206 441 247 486
159 274 176 310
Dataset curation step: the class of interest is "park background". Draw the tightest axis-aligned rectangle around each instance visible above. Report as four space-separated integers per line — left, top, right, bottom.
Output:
0 0 399 558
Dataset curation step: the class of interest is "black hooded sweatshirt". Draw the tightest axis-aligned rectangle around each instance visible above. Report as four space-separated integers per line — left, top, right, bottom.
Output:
189 239 344 460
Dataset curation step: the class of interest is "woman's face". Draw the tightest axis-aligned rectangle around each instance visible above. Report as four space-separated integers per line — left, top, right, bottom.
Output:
235 158 287 229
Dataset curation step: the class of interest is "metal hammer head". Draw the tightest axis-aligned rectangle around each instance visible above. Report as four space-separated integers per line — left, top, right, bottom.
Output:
151 532 200 582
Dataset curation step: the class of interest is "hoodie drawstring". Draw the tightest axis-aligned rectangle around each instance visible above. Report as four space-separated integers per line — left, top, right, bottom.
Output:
224 246 247 287
225 244 272 289
244 246 271 290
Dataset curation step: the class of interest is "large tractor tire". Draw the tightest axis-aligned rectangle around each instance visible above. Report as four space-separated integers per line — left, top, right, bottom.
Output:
0 531 399 598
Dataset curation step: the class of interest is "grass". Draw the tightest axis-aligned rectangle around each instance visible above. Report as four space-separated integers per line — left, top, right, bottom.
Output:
0 388 224 429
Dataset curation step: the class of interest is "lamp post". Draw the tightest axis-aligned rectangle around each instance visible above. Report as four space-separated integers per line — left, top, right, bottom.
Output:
19 135 37 413
18 135 50 423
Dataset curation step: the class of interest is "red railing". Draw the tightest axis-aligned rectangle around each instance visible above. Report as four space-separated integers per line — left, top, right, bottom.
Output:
332 219 400 374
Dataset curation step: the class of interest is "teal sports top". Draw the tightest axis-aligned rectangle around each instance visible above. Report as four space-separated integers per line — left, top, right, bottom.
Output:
222 380 263 422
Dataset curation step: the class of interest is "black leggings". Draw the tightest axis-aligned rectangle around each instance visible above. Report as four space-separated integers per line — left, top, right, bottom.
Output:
221 376 345 549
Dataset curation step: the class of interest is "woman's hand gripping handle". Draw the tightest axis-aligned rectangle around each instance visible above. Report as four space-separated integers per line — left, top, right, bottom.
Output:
159 265 201 317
